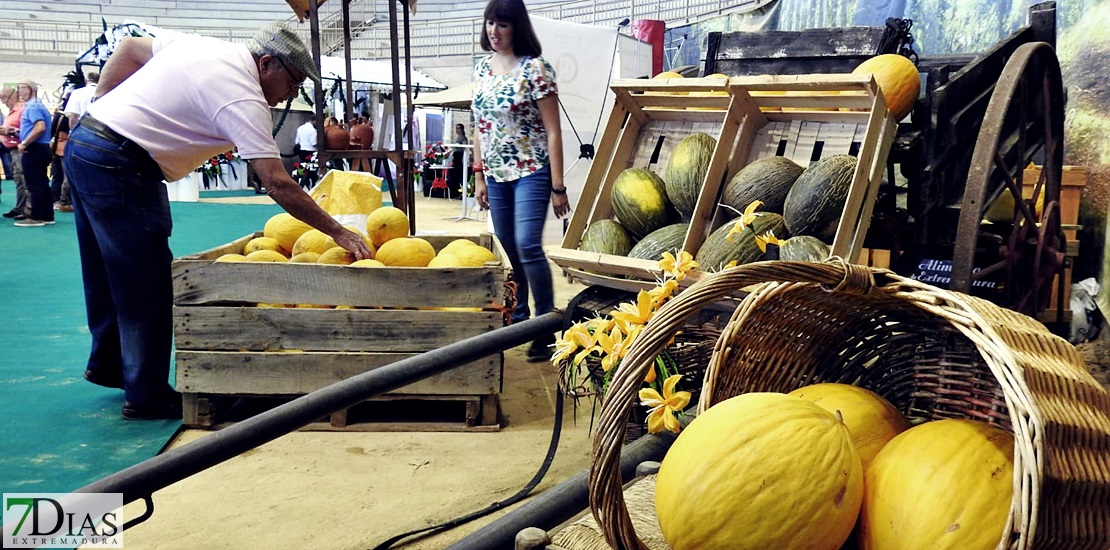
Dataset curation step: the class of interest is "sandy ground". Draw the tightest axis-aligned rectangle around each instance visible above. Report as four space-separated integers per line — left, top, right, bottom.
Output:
115 194 601 550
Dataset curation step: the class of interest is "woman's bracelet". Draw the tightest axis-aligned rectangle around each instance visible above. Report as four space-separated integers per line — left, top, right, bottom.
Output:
551 186 567 195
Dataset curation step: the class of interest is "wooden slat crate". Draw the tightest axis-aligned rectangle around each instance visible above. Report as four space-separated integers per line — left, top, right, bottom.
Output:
548 74 898 290
172 232 511 431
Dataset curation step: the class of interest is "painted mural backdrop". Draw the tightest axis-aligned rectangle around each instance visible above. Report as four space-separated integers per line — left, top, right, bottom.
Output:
666 0 1109 279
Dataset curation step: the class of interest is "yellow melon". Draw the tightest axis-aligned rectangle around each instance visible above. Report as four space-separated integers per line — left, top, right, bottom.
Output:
440 239 479 254
646 71 687 111
851 54 920 121
350 259 386 268
243 236 285 256
365 206 410 247
262 212 313 255
288 252 322 264
858 419 1014 550
292 229 331 256
256 303 289 308
244 250 288 263
376 237 436 267
449 245 496 266
323 226 375 257
317 247 356 265
215 253 248 262
655 392 863 550
295 304 333 309
688 73 730 111
427 253 467 268
788 383 909 470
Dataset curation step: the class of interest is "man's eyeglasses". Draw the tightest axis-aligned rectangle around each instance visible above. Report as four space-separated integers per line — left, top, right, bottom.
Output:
274 56 306 86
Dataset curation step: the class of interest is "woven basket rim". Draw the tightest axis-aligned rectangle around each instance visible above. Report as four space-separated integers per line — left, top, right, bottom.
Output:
586 258 1098 550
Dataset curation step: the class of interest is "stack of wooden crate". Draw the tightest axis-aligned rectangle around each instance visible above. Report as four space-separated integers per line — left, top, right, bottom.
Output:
171 232 512 431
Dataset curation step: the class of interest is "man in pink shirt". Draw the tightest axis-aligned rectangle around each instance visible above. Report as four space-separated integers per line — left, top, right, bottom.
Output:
0 86 27 218
64 22 372 420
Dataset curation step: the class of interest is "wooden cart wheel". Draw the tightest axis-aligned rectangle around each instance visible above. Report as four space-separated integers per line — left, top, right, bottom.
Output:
950 42 1065 318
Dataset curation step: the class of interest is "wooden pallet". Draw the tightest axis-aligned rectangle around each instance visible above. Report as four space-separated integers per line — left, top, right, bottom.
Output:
182 393 502 432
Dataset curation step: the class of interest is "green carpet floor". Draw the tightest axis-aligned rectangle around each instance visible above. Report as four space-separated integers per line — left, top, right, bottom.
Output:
0 180 282 493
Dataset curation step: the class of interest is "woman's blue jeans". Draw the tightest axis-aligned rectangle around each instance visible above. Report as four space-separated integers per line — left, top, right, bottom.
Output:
486 165 555 324
63 124 175 408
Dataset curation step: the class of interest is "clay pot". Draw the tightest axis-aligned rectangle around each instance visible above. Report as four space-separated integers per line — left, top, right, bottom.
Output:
324 125 351 151
349 123 374 150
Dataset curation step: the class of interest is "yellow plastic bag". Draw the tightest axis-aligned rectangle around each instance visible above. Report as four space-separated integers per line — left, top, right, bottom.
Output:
310 170 383 231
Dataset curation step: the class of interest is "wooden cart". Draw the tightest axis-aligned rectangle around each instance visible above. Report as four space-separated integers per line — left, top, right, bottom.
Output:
704 1 1067 321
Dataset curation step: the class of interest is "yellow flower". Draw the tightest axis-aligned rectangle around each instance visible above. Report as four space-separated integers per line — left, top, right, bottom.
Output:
754 230 781 253
596 324 622 372
611 289 654 329
723 260 738 270
639 374 691 434
552 322 599 365
648 279 679 309
660 250 698 281
726 200 763 243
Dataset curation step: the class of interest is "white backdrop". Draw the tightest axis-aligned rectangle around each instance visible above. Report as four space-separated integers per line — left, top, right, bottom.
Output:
529 17 653 240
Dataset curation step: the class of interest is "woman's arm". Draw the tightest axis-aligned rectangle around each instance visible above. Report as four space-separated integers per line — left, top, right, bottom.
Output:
472 129 488 210
536 94 570 218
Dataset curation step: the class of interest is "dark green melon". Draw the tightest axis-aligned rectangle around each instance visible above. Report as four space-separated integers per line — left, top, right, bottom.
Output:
777 235 831 262
696 213 787 272
664 133 717 221
720 156 805 217
783 155 858 242
628 223 690 261
579 219 633 256
611 168 675 238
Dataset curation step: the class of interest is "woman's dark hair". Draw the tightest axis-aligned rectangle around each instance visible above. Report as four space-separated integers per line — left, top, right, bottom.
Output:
479 0 542 57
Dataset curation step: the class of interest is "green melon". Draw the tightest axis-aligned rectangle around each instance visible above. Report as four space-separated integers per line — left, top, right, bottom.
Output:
611 168 675 238
665 133 717 221
783 155 858 242
721 156 805 217
628 223 690 261
777 235 831 262
696 213 787 272
579 219 634 256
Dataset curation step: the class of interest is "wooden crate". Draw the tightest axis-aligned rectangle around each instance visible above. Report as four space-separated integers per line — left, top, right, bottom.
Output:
172 232 511 431
548 74 898 290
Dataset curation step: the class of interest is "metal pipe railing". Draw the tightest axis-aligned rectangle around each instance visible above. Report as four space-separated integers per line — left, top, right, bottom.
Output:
76 311 566 505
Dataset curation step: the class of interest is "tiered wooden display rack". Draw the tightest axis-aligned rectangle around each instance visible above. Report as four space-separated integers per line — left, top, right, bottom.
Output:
547 74 898 291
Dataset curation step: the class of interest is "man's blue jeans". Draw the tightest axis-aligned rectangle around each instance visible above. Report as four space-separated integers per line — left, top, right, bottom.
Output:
63 124 175 408
485 165 555 324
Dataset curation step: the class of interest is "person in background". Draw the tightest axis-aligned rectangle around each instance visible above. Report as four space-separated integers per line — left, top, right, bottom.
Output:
49 93 71 212
0 93 11 185
59 71 100 213
1 86 27 218
472 0 570 362
64 22 371 420
449 122 468 199
13 79 53 227
292 116 318 189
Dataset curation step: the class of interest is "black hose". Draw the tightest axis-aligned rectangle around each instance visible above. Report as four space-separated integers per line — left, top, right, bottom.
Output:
371 389 565 549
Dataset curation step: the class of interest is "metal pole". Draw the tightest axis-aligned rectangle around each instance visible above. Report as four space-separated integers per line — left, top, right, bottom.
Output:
76 312 565 504
445 432 676 550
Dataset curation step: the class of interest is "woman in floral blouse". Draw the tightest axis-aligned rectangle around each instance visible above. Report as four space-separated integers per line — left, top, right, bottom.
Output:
472 0 570 361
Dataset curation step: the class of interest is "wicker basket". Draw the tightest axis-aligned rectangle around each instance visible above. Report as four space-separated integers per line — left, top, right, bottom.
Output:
588 259 1110 550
